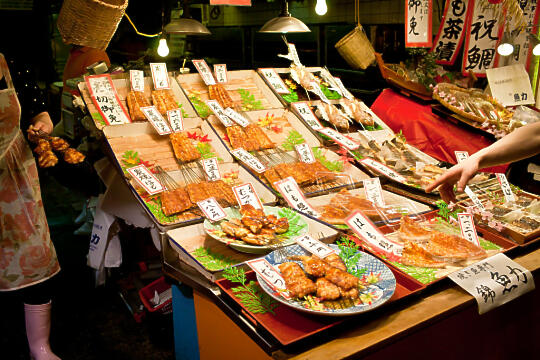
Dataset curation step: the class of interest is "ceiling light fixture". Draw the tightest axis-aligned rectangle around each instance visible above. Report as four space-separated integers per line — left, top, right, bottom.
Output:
164 0 211 36
315 0 327 16
497 31 514 56
259 0 310 34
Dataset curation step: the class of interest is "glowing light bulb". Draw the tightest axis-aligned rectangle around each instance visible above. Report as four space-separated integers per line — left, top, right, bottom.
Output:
315 0 327 16
534 43 540 56
157 38 169 57
497 43 514 56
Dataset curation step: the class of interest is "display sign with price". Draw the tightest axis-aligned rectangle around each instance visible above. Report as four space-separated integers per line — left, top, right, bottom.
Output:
130 70 145 92
197 198 227 222
127 164 164 195
346 211 403 258
496 173 516 203
214 64 228 83
294 143 315 164
317 127 359 150
232 183 263 210
457 213 480 247
85 74 131 125
292 102 323 130
192 59 216 86
166 109 184 132
202 157 221 182
224 108 250 127
360 158 406 183
274 177 319 218
259 68 289 94
207 100 234 127
455 151 469 164
247 258 290 299
140 106 172 135
465 186 485 211
150 63 171 89
295 234 334 258
363 177 385 207
231 148 267 173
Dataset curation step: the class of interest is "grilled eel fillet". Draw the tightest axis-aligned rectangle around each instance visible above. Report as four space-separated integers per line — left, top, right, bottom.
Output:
226 125 258 151
170 132 201 163
244 124 275 150
208 84 234 109
127 91 151 121
161 188 193 216
151 89 178 115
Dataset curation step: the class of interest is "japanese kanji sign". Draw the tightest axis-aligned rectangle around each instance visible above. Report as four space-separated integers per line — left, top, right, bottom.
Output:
259 68 289 94
274 177 319 218
431 0 471 65
363 177 385 207
232 183 263 210
214 64 228 83
310 81 330 104
465 185 486 210
295 234 335 258
224 107 250 127
207 100 234 127
360 158 407 183
457 213 481 246
346 211 403 257
287 43 302 67
150 63 171 90
85 74 131 126
448 253 535 314
127 164 164 195
496 173 516 203
294 143 315 164
317 127 360 150
202 157 221 182
455 150 470 163
292 102 323 131
197 198 227 222
247 258 290 299
231 148 267 173
140 106 172 135
405 0 433 47
192 59 216 86
166 109 184 133
486 64 535 106
130 70 145 92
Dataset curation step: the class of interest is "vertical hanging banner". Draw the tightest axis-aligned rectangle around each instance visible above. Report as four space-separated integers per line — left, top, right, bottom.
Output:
431 0 471 65
405 0 433 47
462 0 503 76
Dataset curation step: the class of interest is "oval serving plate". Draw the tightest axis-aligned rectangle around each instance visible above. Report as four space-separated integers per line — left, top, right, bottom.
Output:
256 244 396 316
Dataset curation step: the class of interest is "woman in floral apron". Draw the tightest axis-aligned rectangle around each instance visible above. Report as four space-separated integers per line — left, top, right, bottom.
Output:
0 53 61 359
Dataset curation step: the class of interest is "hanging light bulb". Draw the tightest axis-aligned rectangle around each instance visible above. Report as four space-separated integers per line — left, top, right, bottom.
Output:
157 35 169 57
534 43 540 56
497 31 514 56
315 0 327 16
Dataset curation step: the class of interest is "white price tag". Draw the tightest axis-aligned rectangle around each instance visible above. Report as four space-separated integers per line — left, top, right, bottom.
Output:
292 102 323 130
310 81 330 104
464 186 485 211
192 59 216 86
85 74 131 125
127 164 164 195
363 177 385 207
448 253 535 314
224 108 250 127
455 151 469 164
287 43 302 67
247 258 290 299
202 157 221 182
140 106 172 135
416 161 426 172
317 127 359 150
294 143 315 164
496 173 516 203
149 63 170 90
232 183 263 210
197 198 227 222
486 64 535 107
130 70 145 92
345 211 403 257
166 109 184 132
333 77 353 100
360 158 407 183
213 64 228 84
231 148 267 173
295 234 335 258
259 68 289 94
207 100 234 127
274 177 319 218
457 213 481 247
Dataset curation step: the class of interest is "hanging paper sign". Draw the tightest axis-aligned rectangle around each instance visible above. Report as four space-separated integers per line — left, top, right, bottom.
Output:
274 177 319 218
85 74 131 125
294 143 315 164
232 182 263 210
465 185 486 210
310 81 330 104
462 0 503 76
247 259 290 299
259 68 289 94
405 0 433 47
346 211 403 257
457 213 481 246
224 108 250 127
149 63 170 90
317 127 359 150
431 0 471 65
166 109 184 132
295 234 335 258
448 253 535 314
287 43 302 67
363 177 385 207
455 151 470 163
496 173 516 203
486 64 535 106
360 158 407 183
231 148 267 173
197 198 227 222
127 164 164 195
202 157 221 182
333 77 354 100
292 102 323 130
214 64 228 83
130 70 145 92
140 106 172 135
192 59 216 86
206 100 234 127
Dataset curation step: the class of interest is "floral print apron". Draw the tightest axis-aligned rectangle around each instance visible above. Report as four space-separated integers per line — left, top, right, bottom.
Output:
0 54 60 291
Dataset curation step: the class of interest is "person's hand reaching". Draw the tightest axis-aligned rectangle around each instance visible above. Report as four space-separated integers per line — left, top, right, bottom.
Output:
27 112 54 142
425 157 480 202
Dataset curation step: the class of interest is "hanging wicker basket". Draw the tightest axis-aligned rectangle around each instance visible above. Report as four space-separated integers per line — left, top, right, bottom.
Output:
57 0 128 50
335 25 376 70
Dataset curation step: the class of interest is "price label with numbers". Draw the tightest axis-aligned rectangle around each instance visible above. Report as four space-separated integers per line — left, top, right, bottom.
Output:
85 74 131 125
496 173 516 203
464 186 485 211
457 213 480 246
346 211 403 257
294 143 315 164
202 157 221 182
295 234 334 258
247 258 290 299
166 109 184 132
231 148 267 173
455 151 469 164
274 177 319 218
192 59 216 86
130 70 145 92
310 81 330 104
127 164 164 195
317 128 359 150
448 253 535 314
224 108 250 127
141 106 172 135
333 77 353 100
360 158 407 183
287 43 302 67
207 100 234 127
213 64 228 83
197 198 227 222
363 177 385 207
232 183 263 210
292 102 323 130
259 68 289 94
150 63 170 90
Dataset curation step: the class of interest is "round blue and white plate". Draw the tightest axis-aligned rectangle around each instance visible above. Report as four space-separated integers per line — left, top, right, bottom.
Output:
256 244 396 316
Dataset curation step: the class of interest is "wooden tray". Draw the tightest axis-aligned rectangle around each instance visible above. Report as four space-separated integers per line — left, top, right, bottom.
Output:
431 104 497 140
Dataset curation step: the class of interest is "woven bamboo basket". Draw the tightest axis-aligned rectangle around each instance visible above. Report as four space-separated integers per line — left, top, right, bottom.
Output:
57 0 128 50
335 25 376 70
